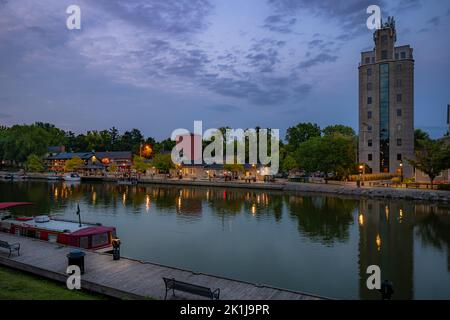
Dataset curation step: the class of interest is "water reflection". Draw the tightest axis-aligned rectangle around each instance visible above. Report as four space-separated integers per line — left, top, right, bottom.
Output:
358 200 416 299
287 196 356 245
1 180 449 299
414 205 450 272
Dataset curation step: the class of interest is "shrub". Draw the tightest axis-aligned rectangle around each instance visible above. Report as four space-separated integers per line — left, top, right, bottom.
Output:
391 177 401 184
348 173 398 182
403 177 415 183
437 184 450 191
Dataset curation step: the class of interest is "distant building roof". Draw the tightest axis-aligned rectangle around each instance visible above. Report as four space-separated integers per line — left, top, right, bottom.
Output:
45 152 93 160
95 151 132 160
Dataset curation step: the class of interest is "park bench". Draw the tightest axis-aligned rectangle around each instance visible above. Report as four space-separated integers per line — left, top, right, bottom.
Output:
163 277 220 300
0 240 20 257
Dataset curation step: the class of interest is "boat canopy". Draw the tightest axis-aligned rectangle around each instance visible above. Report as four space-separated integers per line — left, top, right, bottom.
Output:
0 202 33 210
70 226 115 236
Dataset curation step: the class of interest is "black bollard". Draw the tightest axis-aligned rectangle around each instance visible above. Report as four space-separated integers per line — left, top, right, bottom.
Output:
112 238 121 261
67 250 86 274
379 280 394 300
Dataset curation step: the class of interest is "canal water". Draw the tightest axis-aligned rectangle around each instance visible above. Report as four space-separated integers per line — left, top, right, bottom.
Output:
1 180 449 299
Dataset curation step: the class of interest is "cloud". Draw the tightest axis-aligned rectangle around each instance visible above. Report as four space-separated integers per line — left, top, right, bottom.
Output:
0 0 316 109
262 15 297 33
298 53 338 70
209 104 241 112
244 38 285 73
427 16 441 27
392 0 422 12
91 0 213 35
268 0 385 26
307 39 335 51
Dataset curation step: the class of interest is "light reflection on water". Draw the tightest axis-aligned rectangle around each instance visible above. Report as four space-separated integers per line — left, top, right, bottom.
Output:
1 180 450 300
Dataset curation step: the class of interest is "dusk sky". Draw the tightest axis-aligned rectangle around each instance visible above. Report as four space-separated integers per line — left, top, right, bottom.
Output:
0 0 449 140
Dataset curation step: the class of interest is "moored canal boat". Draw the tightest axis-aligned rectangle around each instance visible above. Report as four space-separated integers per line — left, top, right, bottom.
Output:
63 172 81 181
0 202 117 253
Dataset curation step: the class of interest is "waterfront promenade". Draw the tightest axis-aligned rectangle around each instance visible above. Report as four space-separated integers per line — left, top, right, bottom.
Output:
0 232 324 300
3 172 450 202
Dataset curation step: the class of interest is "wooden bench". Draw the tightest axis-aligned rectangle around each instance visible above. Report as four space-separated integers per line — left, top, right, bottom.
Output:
163 277 220 300
0 240 20 257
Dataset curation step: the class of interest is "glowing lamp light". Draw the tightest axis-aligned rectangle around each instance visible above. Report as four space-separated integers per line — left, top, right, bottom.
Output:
376 234 382 251
358 214 364 226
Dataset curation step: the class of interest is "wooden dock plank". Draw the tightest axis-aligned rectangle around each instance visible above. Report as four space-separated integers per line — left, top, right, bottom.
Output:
0 232 324 300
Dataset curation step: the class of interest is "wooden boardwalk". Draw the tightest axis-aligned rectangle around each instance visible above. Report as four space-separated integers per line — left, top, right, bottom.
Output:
0 232 324 300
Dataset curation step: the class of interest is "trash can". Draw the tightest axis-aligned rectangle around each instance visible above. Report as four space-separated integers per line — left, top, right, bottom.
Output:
67 249 86 274
112 238 121 261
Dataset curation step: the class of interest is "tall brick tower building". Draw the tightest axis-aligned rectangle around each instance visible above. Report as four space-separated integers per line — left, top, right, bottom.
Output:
358 17 414 177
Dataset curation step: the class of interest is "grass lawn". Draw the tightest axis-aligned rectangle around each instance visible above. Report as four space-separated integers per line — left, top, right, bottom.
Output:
0 265 109 300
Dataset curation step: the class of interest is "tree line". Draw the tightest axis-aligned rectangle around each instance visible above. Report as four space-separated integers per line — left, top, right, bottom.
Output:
1 122 448 184
0 122 175 163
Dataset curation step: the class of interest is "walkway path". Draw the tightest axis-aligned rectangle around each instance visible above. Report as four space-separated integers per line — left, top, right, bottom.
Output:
0 232 324 300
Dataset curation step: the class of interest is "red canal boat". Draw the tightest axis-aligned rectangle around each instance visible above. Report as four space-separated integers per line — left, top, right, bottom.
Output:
0 202 117 253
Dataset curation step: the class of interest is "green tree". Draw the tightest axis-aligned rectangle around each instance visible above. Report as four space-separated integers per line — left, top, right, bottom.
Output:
120 129 144 154
408 139 450 186
286 123 321 151
26 154 45 172
34 122 67 146
150 153 175 173
0 124 51 163
322 125 355 137
414 129 431 148
64 157 85 172
153 138 176 154
282 154 298 172
296 134 356 182
132 155 149 173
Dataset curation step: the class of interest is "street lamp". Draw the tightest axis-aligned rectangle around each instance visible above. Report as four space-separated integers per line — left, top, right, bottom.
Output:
358 164 365 187
399 162 403 184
